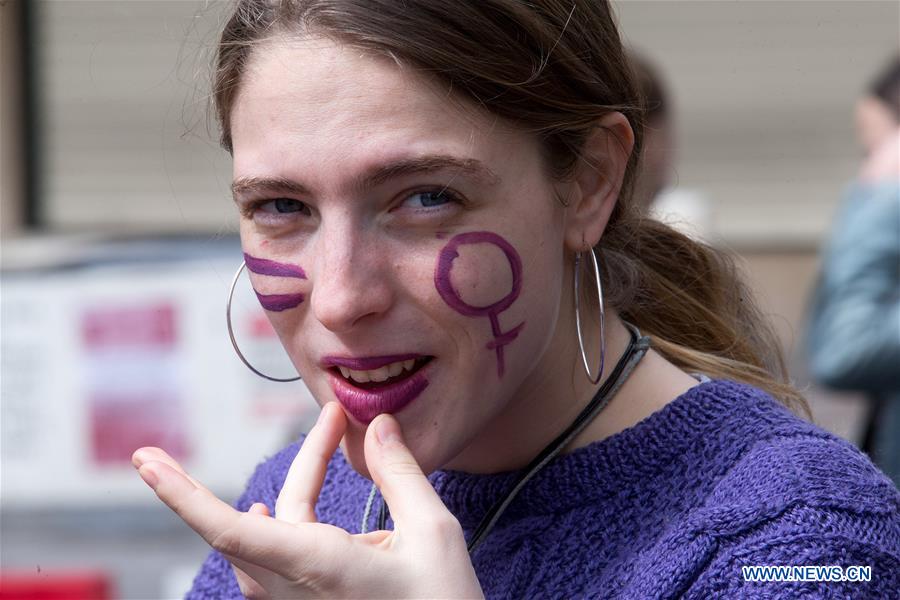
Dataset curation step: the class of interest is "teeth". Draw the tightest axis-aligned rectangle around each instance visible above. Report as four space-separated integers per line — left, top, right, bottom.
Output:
340 358 421 384
370 366 391 383
352 369 371 383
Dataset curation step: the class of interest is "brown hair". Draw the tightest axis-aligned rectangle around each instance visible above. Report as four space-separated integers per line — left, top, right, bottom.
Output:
213 0 808 416
868 54 900 122
630 51 669 122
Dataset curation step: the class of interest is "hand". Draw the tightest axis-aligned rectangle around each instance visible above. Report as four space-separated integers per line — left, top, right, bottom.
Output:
132 403 484 599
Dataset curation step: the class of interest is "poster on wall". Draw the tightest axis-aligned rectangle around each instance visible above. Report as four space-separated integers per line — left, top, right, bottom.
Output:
81 301 190 465
1 245 316 508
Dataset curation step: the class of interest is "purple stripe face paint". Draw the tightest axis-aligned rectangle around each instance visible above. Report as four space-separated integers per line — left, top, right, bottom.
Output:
244 253 307 279
434 231 525 377
254 292 305 312
244 253 307 312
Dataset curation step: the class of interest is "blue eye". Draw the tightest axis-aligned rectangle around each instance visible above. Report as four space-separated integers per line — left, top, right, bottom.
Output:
403 190 455 209
259 198 310 215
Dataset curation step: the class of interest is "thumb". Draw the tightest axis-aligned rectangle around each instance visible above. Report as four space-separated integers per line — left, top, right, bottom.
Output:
364 414 456 533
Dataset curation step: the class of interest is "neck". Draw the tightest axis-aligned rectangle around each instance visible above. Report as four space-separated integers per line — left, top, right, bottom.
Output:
443 289 630 473
444 305 699 474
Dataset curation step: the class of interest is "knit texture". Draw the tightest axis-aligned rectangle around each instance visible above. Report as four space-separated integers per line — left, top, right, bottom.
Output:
186 380 900 598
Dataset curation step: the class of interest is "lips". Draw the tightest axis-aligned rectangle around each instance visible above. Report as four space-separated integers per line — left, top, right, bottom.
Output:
322 354 431 423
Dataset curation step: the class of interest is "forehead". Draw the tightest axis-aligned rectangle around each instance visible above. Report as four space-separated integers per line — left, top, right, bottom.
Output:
230 35 527 176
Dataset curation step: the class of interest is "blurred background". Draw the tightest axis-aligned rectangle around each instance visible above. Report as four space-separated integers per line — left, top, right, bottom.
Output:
1 0 898 598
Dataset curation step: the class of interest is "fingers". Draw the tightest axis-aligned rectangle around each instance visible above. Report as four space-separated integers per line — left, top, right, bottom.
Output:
233 563 270 600
364 414 457 535
136 460 243 544
132 447 204 489
275 402 347 524
137 459 347 578
233 504 272 600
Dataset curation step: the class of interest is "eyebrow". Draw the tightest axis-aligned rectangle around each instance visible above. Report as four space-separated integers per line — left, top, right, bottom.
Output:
358 155 501 189
231 176 309 200
231 155 500 200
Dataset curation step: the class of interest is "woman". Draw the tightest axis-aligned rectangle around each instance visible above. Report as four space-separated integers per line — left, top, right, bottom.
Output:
808 56 900 487
133 1 899 597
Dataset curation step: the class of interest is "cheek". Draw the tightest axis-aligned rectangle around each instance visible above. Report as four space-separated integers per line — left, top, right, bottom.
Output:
434 232 525 378
447 244 515 308
242 249 309 313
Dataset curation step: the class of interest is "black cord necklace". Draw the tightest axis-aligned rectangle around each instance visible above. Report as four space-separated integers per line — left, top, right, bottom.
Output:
364 322 651 554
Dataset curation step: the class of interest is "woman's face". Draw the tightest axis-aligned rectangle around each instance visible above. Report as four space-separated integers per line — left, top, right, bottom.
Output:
230 36 574 476
855 95 898 156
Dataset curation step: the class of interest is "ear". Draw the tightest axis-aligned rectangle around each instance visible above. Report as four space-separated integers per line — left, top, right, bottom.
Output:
563 112 634 251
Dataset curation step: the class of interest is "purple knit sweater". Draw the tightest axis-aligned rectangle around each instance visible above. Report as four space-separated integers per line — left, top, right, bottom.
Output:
187 380 900 598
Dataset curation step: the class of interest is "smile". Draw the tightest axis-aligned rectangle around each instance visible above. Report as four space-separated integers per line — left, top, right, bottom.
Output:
337 358 418 383
321 354 432 423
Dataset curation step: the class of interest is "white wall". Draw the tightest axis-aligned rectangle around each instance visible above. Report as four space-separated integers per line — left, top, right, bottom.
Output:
37 0 233 232
1 0 25 232
34 1 900 245
617 0 899 246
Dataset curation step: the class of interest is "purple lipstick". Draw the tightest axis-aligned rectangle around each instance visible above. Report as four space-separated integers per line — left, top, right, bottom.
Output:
321 353 423 371
323 354 431 423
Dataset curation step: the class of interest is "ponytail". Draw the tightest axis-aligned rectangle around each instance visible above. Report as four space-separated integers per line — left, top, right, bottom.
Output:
599 206 810 417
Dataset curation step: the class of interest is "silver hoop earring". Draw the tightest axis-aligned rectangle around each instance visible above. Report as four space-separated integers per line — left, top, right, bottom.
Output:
226 261 301 382
574 249 605 385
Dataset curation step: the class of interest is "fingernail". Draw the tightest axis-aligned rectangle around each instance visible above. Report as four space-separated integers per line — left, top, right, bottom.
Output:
139 466 159 490
375 415 402 446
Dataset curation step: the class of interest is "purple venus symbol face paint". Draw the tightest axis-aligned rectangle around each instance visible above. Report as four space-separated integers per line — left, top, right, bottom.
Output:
434 232 525 377
244 253 307 312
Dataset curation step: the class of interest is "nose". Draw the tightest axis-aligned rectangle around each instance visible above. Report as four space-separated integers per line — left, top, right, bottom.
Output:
310 226 394 334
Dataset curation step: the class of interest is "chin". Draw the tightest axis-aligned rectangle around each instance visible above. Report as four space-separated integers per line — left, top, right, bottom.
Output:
339 430 372 480
338 415 448 481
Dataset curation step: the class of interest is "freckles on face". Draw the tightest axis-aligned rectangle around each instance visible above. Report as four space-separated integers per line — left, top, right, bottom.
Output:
434 231 525 378
244 252 307 312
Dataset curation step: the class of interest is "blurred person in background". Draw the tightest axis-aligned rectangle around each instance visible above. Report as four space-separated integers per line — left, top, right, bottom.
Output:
130 2 899 597
630 52 674 210
630 51 712 238
807 55 900 488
